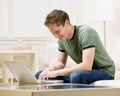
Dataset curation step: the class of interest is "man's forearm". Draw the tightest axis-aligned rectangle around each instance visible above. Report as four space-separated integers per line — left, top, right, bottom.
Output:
49 60 65 70
54 62 65 70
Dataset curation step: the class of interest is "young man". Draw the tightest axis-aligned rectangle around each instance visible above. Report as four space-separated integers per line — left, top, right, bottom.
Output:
35 9 115 84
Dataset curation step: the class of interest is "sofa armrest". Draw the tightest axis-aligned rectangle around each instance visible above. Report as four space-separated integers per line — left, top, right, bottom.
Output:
115 71 120 80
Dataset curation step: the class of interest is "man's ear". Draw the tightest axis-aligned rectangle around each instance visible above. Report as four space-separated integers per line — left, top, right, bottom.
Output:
65 19 70 26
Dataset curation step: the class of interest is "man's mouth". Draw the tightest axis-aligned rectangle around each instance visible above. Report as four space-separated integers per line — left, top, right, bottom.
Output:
59 36 63 40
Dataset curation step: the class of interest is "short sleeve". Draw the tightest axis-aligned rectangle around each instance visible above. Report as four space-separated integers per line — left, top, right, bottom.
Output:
79 27 97 50
57 40 65 52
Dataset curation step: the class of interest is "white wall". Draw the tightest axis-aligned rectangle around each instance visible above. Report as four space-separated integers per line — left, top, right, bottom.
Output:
0 0 120 68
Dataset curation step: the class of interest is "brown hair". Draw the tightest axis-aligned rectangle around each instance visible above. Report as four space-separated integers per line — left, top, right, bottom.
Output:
44 9 70 27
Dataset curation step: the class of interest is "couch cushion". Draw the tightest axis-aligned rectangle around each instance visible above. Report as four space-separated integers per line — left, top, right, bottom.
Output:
92 80 120 86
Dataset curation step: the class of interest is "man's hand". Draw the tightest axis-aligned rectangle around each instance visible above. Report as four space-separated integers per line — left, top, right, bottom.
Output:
38 68 57 80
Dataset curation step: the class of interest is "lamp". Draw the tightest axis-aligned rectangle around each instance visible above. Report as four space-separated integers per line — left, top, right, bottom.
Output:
94 0 115 48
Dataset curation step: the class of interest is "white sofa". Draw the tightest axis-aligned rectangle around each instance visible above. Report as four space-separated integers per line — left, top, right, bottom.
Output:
93 43 120 86
92 71 120 86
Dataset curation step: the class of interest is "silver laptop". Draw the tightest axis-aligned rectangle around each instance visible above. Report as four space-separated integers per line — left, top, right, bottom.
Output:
4 60 63 84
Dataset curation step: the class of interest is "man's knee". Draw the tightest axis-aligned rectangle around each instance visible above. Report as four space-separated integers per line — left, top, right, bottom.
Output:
34 70 43 79
70 70 88 84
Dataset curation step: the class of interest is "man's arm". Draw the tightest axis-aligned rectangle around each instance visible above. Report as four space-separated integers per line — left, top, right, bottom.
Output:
39 47 95 79
38 51 68 80
55 47 95 76
49 51 68 70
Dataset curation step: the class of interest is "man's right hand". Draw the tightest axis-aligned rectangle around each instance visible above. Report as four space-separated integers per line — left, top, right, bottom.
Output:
38 68 50 80
38 67 57 80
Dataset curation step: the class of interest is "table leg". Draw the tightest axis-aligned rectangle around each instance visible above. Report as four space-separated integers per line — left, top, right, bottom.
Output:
0 55 13 83
1 61 8 83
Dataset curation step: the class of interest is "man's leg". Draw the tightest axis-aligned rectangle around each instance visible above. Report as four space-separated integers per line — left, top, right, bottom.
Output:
34 70 43 79
34 70 70 83
70 70 114 84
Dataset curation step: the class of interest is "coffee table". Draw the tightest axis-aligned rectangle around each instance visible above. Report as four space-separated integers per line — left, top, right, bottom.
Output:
0 83 120 96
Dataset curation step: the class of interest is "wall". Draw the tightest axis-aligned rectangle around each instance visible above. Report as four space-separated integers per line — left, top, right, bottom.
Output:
0 0 120 69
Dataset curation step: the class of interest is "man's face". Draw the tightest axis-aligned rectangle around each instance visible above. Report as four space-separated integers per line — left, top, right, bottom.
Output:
48 20 69 42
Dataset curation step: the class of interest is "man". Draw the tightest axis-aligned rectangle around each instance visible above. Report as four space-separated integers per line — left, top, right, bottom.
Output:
35 9 115 84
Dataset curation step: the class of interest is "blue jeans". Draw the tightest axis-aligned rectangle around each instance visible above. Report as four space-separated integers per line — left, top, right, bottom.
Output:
35 69 114 84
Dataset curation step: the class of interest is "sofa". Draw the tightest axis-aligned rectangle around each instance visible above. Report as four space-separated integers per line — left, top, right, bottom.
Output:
92 71 120 86
92 45 120 86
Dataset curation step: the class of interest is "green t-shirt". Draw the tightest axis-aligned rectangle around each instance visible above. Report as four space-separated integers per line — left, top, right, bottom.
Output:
58 25 115 76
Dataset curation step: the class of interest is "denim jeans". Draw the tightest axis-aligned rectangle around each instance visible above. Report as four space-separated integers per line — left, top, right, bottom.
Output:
35 69 114 84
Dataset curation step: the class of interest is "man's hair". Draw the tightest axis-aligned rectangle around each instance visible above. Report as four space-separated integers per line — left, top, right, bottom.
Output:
44 9 70 27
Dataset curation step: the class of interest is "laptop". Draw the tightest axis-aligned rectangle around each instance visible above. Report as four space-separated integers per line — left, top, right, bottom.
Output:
4 60 63 84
